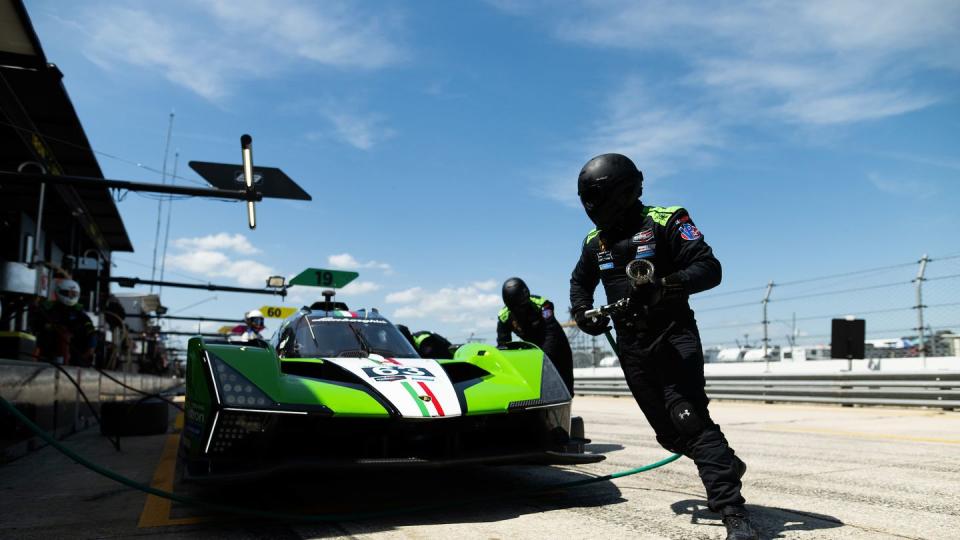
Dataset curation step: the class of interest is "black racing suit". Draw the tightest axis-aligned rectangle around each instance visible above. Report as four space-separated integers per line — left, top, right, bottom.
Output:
497 297 574 394
412 331 454 360
570 203 745 511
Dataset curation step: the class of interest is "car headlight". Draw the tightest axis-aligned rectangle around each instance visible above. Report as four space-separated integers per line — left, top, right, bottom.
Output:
205 351 274 408
509 353 571 410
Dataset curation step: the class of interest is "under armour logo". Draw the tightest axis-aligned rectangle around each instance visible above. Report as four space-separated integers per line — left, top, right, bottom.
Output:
678 409 691 420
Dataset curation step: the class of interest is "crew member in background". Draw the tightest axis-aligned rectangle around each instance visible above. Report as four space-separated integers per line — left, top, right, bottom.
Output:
411 330 454 359
569 153 757 540
497 277 574 394
397 324 455 359
30 278 97 366
230 309 265 342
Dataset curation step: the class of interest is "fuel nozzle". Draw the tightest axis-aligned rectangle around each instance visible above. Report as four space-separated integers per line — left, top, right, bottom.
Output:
626 259 656 288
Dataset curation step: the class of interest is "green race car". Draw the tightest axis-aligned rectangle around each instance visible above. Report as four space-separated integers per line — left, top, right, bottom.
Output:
180 303 601 479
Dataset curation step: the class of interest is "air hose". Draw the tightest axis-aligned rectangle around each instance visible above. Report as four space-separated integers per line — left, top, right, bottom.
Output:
0 394 681 523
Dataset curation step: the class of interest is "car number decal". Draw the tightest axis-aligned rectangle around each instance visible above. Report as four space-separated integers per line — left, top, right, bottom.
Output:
361 366 435 381
325 355 461 418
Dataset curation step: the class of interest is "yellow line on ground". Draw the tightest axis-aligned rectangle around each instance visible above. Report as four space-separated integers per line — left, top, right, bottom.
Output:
763 425 960 445
137 413 209 528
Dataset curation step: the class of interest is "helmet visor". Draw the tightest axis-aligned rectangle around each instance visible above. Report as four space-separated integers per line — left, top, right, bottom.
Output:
57 288 79 299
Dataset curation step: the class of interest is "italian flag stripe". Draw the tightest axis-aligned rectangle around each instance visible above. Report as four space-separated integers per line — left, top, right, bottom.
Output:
400 381 429 417
417 381 444 416
383 357 402 366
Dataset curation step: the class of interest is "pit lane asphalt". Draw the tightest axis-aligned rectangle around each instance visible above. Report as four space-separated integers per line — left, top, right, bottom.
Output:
1 396 958 539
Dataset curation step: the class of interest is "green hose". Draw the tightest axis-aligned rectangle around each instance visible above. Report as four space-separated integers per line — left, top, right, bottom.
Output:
604 330 618 351
0 394 681 522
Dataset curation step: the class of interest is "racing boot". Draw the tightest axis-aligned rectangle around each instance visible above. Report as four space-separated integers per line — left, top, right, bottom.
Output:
721 505 759 540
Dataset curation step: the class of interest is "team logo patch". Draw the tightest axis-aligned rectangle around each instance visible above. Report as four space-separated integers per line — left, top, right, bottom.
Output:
632 229 655 244
679 223 702 241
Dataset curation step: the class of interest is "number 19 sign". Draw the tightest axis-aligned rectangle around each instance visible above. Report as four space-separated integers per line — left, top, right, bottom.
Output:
288 268 359 289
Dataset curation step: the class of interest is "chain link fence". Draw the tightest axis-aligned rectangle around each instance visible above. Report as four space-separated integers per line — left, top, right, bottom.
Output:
569 252 960 367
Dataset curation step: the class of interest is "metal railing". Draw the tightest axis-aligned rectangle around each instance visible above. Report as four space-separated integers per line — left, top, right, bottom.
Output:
574 371 960 409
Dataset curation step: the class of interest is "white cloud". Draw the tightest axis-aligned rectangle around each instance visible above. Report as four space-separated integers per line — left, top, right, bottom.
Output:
327 253 393 273
494 0 958 130
472 280 498 292
75 0 407 100
172 233 260 255
587 79 719 171
340 280 382 295
165 233 274 287
321 109 396 150
385 287 423 304
385 282 502 326
493 0 959 199
536 77 720 205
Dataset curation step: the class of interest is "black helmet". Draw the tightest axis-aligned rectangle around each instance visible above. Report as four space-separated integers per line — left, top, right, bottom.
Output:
577 153 643 230
502 277 530 308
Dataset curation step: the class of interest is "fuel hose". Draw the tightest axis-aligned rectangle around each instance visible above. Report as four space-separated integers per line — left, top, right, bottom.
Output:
0 394 681 523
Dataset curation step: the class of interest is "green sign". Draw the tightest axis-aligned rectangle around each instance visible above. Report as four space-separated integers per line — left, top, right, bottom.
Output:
289 268 359 288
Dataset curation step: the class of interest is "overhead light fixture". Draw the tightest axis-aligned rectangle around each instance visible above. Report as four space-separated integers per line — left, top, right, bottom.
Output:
266 276 285 289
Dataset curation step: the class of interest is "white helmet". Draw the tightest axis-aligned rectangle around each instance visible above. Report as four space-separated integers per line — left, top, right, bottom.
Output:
55 279 81 307
244 309 265 330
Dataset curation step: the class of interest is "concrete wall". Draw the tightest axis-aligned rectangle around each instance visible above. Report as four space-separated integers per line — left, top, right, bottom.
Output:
0 359 182 461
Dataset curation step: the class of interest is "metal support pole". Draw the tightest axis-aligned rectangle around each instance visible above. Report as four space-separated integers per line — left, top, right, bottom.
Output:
19 162 49 278
915 254 929 367
762 280 774 371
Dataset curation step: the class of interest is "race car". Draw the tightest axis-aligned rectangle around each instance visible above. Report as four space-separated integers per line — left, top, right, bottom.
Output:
179 302 602 479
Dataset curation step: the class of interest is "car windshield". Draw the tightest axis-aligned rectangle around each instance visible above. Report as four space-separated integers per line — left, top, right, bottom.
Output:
295 318 420 358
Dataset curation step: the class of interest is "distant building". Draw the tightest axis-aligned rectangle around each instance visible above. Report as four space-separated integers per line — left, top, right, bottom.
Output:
780 345 831 362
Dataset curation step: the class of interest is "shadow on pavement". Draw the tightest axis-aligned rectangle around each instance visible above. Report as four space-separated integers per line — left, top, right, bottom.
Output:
584 443 625 454
169 465 624 536
671 498 844 539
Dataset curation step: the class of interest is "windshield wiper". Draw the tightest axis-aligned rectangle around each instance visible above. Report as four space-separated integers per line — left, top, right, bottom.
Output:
346 324 371 357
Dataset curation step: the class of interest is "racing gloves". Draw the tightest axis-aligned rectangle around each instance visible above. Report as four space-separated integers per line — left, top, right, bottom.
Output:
573 308 610 336
658 272 686 303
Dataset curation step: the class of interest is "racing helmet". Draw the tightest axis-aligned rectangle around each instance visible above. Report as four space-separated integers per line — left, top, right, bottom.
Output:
244 309 265 331
502 277 530 309
577 153 643 230
54 279 81 307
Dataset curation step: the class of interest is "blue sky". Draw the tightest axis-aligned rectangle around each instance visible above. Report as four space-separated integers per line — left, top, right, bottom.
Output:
27 0 960 348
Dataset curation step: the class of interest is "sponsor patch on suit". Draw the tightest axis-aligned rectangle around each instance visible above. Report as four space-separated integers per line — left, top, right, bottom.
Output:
632 228 655 244
597 250 614 270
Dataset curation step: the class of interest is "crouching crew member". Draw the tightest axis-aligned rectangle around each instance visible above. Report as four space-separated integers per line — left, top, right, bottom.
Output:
497 277 574 394
397 325 455 359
